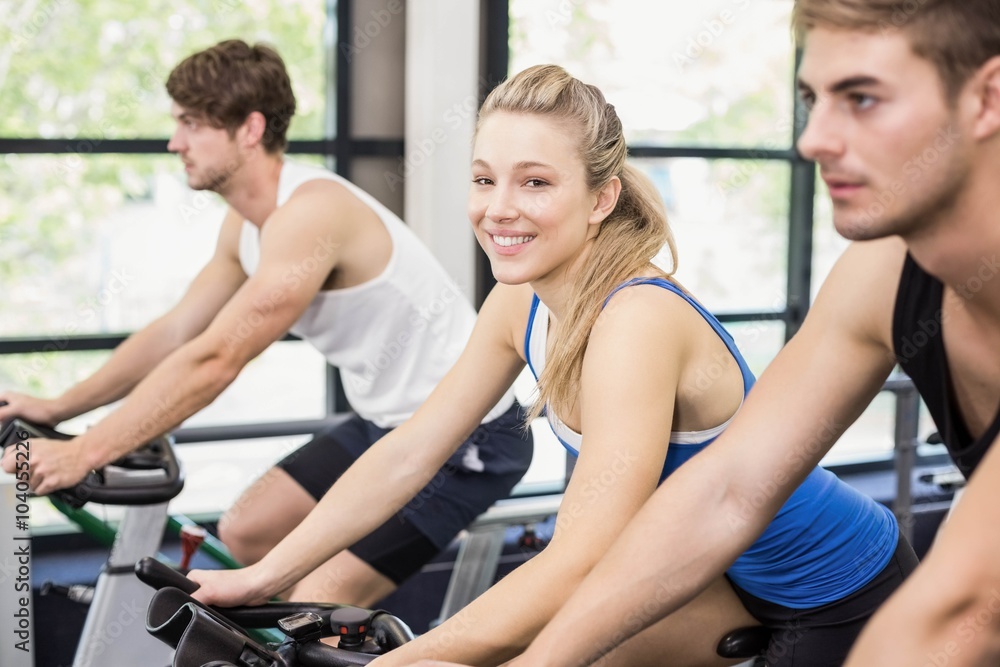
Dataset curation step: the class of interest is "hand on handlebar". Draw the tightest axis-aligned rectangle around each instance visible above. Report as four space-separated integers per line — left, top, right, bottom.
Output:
187 565 274 608
1 437 91 494
0 392 63 426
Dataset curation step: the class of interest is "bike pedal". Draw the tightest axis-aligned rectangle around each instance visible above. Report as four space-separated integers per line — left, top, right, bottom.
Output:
40 581 95 604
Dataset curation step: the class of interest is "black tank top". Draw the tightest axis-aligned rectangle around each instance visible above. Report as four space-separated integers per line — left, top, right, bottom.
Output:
893 254 1000 478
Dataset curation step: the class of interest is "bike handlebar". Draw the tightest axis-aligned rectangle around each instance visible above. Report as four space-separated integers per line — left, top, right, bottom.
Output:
0 412 184 507
138 558 414 667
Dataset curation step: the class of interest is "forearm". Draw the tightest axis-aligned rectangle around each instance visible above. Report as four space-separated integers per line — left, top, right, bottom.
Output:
847 568 1000 666
377 551 587 666
73 340 237 467
521 457 769 666
55 318 189 421
255 422 466 595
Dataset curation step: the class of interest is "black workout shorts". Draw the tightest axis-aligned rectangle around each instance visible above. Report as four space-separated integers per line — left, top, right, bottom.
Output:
277 402 533 584
728 529 918 667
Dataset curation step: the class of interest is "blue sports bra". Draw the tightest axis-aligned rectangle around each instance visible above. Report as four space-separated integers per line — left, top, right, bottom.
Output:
525 277 756 480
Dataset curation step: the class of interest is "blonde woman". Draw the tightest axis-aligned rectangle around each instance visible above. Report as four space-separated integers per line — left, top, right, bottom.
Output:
190 65 914 667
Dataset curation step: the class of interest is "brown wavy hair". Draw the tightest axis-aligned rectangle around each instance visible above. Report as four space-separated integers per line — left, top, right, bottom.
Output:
166 39 296 153
477 64 678 421
793 0 1000 99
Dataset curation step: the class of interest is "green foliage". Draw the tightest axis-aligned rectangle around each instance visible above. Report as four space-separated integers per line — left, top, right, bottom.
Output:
0 0 328 332
1 0 326 139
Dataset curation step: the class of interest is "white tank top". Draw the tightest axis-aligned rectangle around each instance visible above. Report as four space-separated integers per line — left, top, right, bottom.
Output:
238 160 513 428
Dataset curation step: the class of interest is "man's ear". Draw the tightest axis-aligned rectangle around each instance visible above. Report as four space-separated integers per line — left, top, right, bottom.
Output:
239 111 268 149
589 176 622 226
971 55 1000 141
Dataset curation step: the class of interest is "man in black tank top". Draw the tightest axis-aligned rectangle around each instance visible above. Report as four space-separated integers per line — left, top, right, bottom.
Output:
894 255 1000 478
510 3 1000 667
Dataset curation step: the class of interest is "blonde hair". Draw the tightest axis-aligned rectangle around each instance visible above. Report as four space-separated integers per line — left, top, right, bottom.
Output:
792 0 1000 99
477 64 678 421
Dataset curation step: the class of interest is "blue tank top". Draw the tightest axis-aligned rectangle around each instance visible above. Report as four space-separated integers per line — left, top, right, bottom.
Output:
525 277 899 608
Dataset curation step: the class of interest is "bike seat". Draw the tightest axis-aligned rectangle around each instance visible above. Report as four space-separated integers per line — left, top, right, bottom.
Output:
716 625 772 659
0 416 184 508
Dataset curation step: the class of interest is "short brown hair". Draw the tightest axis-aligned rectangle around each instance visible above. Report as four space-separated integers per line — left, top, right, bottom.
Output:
166 39 296 153
792 0 1000 99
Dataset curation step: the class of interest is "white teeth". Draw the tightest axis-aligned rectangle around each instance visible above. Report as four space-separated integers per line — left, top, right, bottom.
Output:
492 235 534 247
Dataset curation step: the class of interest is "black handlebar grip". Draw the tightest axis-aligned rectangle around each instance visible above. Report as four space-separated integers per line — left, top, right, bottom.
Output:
135 556 201 595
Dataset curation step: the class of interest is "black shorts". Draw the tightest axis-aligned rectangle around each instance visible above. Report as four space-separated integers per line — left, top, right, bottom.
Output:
277 402 533 584
728 530 918 667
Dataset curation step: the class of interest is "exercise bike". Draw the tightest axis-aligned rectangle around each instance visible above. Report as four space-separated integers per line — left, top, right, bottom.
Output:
138 557 766 667
1 411 769 666
0 411 184 667
138 557 414 666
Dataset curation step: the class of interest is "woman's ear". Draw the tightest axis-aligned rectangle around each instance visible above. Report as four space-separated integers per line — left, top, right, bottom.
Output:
589 176 622 226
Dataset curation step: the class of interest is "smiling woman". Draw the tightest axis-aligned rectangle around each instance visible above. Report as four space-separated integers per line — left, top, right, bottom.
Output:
319 64 918 667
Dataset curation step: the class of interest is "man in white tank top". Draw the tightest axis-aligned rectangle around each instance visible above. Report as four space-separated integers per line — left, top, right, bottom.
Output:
0 40 530 606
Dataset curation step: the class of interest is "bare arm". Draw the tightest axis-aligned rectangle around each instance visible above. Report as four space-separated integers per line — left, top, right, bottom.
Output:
846 432 1000 665
0 209 247 425
9 183 396 494
372 285 696 666
515 238 907 666
69 186 362 468
189 282 532 606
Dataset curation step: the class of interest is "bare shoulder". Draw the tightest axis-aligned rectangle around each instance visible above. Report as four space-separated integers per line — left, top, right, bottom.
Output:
257 178 379 261
808 236 908 349
283 177 370 216
267 177 376 237
592 281 700 350
478 281 536 360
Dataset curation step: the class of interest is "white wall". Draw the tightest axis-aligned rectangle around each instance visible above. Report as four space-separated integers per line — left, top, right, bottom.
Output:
404 0 482 301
